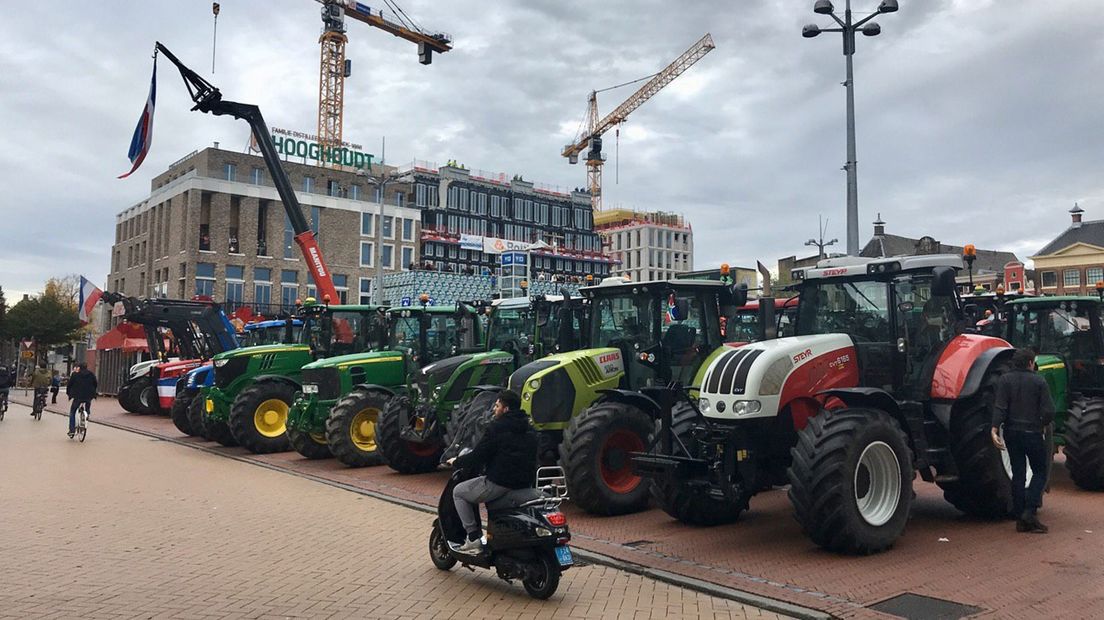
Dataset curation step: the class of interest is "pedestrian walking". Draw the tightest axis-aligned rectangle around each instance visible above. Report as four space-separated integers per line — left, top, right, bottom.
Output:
991 348 1055 533
66 363 98 439
50 371 60 404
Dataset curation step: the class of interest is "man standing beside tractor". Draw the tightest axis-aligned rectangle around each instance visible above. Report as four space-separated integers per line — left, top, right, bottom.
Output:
992 348 1056 534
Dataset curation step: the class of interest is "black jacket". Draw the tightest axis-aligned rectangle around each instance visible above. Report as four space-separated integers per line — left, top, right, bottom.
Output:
453 408 538 489
66 369 98 401
992 369 1054 432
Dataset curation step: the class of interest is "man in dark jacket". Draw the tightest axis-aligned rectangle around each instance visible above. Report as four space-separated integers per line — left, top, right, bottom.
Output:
66 363 98 438
447 389 538 554
991 348 1055 533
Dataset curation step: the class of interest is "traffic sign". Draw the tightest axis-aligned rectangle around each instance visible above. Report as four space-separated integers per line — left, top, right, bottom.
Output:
20 350 34 360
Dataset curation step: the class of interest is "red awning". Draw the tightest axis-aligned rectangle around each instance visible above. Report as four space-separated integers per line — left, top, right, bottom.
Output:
95 322 149 353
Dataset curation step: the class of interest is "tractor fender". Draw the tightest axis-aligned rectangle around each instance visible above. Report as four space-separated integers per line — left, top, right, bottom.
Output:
929 334 1011 400
468 384 504 395
957 345 1015 400
595 389 662 418
352 383 396 398
817 387 901 416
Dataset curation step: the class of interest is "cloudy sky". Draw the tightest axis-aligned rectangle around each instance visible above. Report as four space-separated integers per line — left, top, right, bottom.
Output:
2 0 1102 298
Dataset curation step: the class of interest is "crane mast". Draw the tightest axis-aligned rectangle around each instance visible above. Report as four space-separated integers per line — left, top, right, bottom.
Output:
316 0 452 168
562 33 715 211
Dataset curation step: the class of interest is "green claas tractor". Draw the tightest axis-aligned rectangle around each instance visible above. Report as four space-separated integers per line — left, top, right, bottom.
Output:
493 277 739 516
375 294 588 474
1005 295 1104 490
289 303 483 467
202 301 386 453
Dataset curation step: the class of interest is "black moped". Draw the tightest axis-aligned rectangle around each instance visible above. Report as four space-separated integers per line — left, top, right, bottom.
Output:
429 460 573 599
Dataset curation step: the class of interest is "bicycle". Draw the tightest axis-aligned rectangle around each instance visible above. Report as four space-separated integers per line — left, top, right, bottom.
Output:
0 389 7 420
32 389 47 421
73 401 89 442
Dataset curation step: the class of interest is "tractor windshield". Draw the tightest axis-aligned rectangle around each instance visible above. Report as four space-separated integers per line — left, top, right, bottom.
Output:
390 312 474 362
591 292 659 351
243 323 301 347
796 279 891 342
1008 303 1096 359
302 311 376 357
727 310 760 343
487 306 535 355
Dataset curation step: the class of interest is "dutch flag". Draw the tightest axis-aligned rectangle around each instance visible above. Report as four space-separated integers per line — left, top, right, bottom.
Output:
78 276 104 325
118 60 157 179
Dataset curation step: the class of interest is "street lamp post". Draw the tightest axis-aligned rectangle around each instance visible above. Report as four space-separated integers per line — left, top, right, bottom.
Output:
364 168 413 305
803 0 898 256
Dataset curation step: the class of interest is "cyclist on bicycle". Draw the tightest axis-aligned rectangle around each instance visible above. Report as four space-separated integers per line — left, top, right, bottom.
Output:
31 364 51 414
66 363 98 438
0 365 12 411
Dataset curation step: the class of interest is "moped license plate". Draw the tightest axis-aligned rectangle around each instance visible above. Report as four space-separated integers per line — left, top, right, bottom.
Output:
554 545 573 566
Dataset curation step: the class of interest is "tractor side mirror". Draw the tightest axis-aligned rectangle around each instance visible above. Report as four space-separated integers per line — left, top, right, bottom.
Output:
932 267 957 297
730 283 749 307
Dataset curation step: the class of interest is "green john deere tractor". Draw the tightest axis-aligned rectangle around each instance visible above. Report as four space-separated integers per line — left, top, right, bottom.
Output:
493 277 738 516
289 303 483 467
201 301 386 453
1005 295 1104 489
375 293 588 474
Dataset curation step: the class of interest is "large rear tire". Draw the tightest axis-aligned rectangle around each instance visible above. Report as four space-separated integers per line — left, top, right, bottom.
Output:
118 381 142 414
377 395 444 473
188 393 209 440
654 402 745 525
1064 396 1104 491
170 390 196 436
442 390 499 461
326 387 389 468
560 400 653 516
938 366 1016 518
288 426 333 460
788 408 914 555
229 382 294 454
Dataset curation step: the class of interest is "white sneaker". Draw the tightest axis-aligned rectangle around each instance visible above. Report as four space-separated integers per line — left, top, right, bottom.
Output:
456 537 484 554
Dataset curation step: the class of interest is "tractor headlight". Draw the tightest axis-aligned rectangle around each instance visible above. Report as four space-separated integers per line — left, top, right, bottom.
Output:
523 391 532 401
698 398 711 413
529 379 541 390
214 358 230 368
731 400 762 415
431 385 444 400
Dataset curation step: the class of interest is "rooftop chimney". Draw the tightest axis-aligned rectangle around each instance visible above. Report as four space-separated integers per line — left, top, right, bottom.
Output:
873 213 886 237
1071 202 1084 228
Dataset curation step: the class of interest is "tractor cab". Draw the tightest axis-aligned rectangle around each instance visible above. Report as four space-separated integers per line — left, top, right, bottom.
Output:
791 255 965 400
1005 296 1104 404
726 297 799 344
299 301 388 360
584 278 726 388
486 294 588 367
241 319 303 347
386 304 481 366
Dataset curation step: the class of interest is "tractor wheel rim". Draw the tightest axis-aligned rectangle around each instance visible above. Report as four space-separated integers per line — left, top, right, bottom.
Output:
854 441 901 527
253 399 289 438
599 429 645 494
350 408 379 452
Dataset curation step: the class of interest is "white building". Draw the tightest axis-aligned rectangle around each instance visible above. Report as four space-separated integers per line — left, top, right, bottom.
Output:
595 209 694 282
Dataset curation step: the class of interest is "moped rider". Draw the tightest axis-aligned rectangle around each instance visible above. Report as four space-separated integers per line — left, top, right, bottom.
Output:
446 389 538 554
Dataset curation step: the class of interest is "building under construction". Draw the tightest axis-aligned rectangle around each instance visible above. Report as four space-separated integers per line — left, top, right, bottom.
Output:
595 208 693 283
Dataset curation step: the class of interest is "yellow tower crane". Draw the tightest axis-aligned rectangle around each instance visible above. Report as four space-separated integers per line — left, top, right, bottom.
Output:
316 0 452 167
562 33 715 211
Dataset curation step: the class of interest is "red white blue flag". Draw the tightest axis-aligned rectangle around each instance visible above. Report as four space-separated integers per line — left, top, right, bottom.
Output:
78 276 104 325
118 59 157 179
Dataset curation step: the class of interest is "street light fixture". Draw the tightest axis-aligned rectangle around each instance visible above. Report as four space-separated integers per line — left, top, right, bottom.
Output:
803 0 898 256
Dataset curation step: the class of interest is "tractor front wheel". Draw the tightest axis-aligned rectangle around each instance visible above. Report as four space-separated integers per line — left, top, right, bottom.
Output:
118 381 143 414
654 402 745 525
1064 396 1104 491
170 390 196 436
377 396 444 473
788 407 914 555
229 382 294 454
288 427 333 460
560 401 653 516
326 387 389 468
188 394 209 440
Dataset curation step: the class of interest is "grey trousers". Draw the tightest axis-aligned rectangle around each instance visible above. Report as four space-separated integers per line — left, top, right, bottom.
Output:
453 476 510 537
